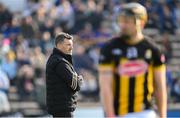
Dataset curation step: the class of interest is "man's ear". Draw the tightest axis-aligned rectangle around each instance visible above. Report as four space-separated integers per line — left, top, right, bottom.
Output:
56 43 61 49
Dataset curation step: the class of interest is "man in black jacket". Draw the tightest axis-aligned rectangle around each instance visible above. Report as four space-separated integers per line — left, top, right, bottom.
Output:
46 32 83 117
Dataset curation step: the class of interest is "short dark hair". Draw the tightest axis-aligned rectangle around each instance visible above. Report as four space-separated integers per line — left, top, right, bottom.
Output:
55 32 73 46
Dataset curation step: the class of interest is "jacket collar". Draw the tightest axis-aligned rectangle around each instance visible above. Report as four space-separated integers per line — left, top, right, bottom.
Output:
52 48 73 64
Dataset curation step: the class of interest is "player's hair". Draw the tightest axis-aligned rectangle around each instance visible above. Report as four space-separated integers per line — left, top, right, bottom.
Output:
119 2 148 23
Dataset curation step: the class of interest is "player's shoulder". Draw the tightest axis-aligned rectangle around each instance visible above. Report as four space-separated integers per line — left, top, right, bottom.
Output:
143 35 160 50
101 37 121 49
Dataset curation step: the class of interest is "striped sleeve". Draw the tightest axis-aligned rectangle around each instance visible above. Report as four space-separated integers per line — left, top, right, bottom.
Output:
152 46 166 67
56 62 80 91
71 72 78 90
99 44 113 72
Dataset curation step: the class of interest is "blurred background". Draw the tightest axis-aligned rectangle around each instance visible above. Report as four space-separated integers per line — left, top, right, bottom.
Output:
0 0 179 117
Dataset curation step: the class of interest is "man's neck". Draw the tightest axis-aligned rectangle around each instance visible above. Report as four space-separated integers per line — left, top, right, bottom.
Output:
126 32 144 45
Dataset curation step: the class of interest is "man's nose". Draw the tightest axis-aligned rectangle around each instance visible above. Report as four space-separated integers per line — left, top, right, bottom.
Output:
69 45 73 50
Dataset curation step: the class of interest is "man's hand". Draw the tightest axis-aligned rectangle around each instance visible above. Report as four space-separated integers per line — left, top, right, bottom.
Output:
78 75 83 86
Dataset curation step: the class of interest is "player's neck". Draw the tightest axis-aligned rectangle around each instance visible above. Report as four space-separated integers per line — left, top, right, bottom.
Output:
126 32 144 45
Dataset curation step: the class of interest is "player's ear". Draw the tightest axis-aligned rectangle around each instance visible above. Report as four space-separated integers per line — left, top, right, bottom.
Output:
135 19 143 32
140 20 146 29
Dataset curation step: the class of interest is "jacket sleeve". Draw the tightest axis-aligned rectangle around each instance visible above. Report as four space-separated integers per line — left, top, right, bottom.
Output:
55 61 80 91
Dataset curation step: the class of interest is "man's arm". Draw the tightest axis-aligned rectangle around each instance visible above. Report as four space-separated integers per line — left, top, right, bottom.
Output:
56 61 81 91
153 65 167 118
99 66 115 117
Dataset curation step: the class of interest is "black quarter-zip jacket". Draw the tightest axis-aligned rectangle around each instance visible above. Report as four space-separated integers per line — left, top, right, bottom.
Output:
46 48 80 115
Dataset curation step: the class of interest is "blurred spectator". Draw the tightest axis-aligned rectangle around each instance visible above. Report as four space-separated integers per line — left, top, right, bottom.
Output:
0 69 9 93
0 3 12 30
53 26 63 37
40 31 54 54
144 1 159 29
20 16 35 40
0 69 10 114
30 46 46 78
161 32 172 63
1 38 10 55
35 77 46 110
73 45 98 100
86 0 104 30
73 45 95 71
175 1 180 29
78 22 95 40
56 0 74 32
72 0 89 33
88 46 100 69
39 0 53 13
157 2 176 34
39 19 54 37
35 3 47 26
79 69 98 101
48 6 59 21
16 65 35 100
16 46 31 68
171 77 180 102
28 31 41 48
0 50 17 81
94 21 112 44
0 91 10 114
3 17 21 38
97 21 112 36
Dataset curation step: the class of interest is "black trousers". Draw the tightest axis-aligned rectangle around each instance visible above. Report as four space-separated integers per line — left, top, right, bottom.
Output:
52 112 73 118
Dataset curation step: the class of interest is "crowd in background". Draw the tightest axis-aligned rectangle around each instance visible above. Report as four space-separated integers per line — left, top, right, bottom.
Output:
0 0 180 115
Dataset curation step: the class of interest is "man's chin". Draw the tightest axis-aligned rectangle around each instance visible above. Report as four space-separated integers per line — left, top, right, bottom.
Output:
121 34 131 41
67 52 72 55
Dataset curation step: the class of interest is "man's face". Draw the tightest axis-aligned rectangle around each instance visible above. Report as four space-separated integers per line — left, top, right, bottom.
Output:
58 38 73 55
118 15 137 38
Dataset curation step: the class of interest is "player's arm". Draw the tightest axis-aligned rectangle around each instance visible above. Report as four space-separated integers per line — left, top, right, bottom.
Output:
152 49 167 117
153 65 167 117
99 65 115 117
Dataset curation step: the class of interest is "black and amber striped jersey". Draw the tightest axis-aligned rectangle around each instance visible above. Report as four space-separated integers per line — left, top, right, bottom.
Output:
99 36 166 116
